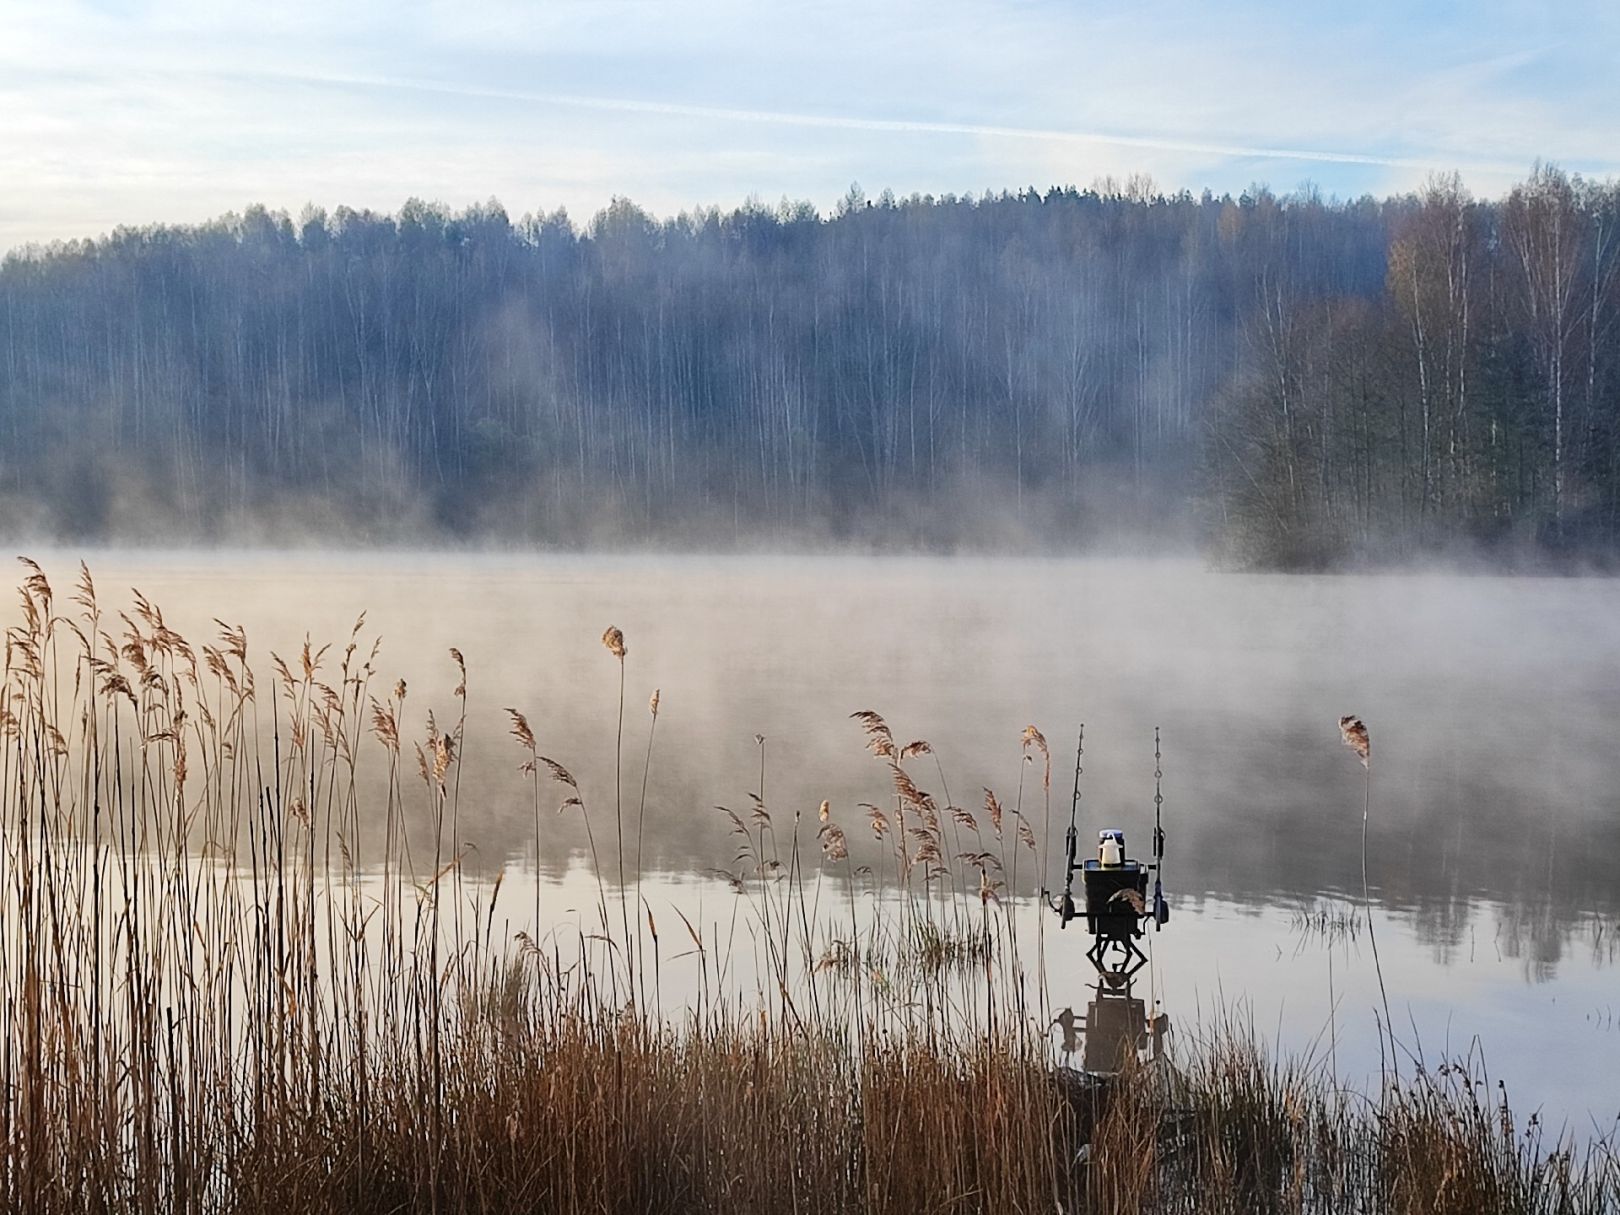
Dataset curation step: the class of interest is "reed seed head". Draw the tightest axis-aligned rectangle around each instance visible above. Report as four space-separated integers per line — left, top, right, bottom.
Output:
538 756 578 789
1339 715 1370 768
506 708 536 752
818 822 848 862
1022 724 1051 790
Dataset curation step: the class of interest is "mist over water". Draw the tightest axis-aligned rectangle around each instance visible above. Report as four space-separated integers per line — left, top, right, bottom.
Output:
16 549 1620 1124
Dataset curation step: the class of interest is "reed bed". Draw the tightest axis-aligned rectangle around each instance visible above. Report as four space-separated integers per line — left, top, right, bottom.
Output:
1 559 1616 1214
1290 901 1363 949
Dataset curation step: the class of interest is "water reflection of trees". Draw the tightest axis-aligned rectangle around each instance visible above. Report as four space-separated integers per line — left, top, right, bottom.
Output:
1385 892 1619 982
330 706 1620 976
1165 716 1620 967
20 557 1619 984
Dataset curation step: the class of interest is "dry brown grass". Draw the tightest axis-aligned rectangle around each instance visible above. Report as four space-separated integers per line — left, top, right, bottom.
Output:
0 561 1614 1214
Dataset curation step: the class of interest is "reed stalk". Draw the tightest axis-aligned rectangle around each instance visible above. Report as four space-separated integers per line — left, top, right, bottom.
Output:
0 565 1607 1214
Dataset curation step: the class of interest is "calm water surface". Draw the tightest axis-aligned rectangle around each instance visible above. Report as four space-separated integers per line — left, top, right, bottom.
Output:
27 550 1620 1127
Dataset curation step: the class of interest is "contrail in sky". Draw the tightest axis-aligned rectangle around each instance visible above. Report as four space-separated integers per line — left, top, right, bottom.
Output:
258 69 1547 178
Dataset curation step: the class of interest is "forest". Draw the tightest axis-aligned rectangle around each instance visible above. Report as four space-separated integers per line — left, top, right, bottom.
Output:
1 167 1616 566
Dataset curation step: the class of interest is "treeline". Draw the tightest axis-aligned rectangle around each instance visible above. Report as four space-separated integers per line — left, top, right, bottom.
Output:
1 169 1615 562
1214 167 1620 567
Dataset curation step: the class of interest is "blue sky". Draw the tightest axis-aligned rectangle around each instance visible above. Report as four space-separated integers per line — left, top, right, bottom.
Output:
3 0 1617 251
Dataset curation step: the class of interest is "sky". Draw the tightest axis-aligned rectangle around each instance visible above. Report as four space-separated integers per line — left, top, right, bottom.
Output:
3 0 1619 252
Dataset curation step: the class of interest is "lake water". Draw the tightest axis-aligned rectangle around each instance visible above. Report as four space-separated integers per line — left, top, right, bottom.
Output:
15 550 1620 1129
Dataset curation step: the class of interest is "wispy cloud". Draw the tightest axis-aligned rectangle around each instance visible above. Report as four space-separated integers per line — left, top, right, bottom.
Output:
3 0 1618 251
272 69 1541 177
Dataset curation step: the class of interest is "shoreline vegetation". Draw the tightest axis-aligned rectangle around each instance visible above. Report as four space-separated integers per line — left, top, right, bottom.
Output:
3 167 1620 570
2 559 1617 1212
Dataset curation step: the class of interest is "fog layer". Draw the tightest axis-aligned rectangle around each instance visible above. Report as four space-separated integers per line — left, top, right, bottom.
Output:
27 550 1618 967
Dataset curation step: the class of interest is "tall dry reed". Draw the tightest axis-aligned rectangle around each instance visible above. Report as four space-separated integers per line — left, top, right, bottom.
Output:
0 562 1611 1214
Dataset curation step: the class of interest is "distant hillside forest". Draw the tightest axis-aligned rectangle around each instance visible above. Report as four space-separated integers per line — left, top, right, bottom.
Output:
2 167 1617 565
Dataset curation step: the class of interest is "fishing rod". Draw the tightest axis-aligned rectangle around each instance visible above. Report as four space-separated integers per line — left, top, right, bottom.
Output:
1151 726 1168 932
1050 724 1084 926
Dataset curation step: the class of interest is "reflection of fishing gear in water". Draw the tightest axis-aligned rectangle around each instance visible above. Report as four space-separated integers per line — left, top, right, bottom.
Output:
1045 726 1170 979
1060 974 1171 1075
1049 970 1176 1179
